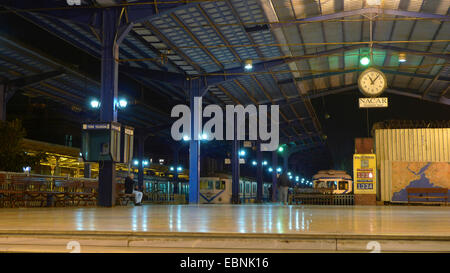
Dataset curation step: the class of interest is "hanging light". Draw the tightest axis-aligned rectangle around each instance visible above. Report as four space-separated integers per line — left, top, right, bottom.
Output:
360 56 370 66
244 59 253 70
398 53 407 63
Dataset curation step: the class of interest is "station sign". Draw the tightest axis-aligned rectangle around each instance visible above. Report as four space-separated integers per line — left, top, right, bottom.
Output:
359 97 388 108
353 154 377 195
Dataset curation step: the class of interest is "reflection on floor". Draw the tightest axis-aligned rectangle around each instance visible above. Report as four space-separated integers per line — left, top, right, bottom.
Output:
0 204 449 252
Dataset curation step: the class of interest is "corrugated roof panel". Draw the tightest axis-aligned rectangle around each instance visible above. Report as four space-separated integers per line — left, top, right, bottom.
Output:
174 7 239 70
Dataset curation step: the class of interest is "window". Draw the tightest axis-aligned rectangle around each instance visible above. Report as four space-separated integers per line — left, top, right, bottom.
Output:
252 183 257 194
327 181 337 189
208 181 214 190
239 182 243 193
200 181 208 190
216 181 225 190
339 181 348 190
245 182 250 194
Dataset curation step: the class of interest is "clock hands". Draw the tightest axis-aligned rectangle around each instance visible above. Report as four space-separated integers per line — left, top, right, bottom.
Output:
368 74 380 85
373 75 380 84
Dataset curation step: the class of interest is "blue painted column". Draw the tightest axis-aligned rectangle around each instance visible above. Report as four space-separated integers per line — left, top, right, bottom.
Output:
189 81 201 203
137 134 144 191
271 150 278 202
256 141 263 203
231 117 240 204
283 153 289 173
97 8 131 207
173 144 180 194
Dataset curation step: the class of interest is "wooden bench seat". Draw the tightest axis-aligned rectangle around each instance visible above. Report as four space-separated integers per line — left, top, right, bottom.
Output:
407 187 448 205
116 183 135 206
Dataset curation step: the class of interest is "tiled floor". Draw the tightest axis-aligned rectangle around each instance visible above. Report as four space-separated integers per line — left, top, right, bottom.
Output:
0 204 448 237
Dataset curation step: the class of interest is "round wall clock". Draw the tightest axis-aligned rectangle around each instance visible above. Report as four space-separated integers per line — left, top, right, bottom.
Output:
358 67 387 97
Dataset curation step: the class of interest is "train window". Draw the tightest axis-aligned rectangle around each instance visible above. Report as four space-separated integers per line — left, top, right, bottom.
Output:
327 181 337 189
208 181 214 190
239 182 242 193
245 182 250 193
339 181 348 190
252 183 257 193
216 181 225 190
200 181 208 190
316 181 327 188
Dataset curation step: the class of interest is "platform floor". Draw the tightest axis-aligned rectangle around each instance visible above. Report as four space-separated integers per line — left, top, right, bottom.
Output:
0 204 449 252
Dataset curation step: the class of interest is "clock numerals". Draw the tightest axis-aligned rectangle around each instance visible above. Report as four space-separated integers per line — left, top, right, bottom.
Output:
358 68 386 97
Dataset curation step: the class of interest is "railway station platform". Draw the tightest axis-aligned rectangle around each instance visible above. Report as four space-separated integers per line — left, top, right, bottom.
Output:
0 204 449 253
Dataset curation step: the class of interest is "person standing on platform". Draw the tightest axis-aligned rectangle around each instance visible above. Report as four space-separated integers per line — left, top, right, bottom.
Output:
277 171 290 205
125 173 143 206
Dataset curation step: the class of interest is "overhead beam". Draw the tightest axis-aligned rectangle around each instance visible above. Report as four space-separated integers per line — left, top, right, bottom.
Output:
386 88 450 105
272 8 450 28
3 70 65 102
1 0 208 28
278 68 450 85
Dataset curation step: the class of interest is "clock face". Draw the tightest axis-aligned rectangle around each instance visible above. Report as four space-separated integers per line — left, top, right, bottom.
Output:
358 68 387 97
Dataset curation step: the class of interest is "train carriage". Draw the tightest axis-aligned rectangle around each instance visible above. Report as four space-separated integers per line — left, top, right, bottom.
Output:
312 170 353 194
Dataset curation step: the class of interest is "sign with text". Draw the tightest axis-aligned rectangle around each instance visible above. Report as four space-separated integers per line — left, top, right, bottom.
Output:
353 154 377 194
359 97 388 108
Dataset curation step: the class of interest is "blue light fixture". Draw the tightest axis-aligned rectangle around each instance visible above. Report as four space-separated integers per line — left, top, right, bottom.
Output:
133 160 139 166
182 135 190 141
169 166 175 171
262 160 268 166
90 99 100 109
239 150 246 157
268 167 273 172
252 160 257 166
177 166 183 172
276 167 282 173
118 98 128 109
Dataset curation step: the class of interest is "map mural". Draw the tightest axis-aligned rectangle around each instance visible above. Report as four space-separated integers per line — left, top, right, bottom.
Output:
391 162 450 202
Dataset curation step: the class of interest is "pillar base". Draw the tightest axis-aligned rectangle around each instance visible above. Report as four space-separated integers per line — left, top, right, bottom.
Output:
354 194 377 206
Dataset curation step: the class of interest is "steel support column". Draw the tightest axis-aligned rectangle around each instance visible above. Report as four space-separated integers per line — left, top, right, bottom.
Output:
137 134 144 191
173 145 180 194
188 82 201 204
231 117 240 204
98 8 131 207
283 153 289 173
83 163 91 178
256 141 263 203
271 151 278 202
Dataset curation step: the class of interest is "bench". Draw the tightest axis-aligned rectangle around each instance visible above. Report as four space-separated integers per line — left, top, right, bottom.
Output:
407 187 448 205
116 183 135 206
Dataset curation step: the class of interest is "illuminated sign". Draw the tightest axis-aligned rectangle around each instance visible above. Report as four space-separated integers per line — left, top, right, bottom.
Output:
353 154 377 194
